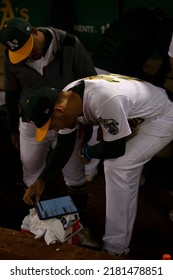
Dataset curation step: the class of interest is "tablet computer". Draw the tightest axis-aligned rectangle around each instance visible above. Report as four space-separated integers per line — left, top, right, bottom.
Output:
35 195 78 220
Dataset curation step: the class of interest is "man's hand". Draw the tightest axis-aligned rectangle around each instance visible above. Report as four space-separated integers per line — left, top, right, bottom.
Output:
23 180 45 205
79 145 91 165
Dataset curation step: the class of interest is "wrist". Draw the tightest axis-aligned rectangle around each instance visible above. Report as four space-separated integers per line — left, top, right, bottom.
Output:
80 145 92 160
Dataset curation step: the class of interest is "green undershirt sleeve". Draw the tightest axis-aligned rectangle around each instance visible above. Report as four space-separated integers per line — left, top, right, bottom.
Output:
87 137 126 159
38 129 77 184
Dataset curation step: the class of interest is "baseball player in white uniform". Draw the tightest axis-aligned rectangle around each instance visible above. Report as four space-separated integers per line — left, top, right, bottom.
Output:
23 74 173 255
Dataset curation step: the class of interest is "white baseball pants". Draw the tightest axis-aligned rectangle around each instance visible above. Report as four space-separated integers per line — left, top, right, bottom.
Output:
19 119 97 187
103 102 173 255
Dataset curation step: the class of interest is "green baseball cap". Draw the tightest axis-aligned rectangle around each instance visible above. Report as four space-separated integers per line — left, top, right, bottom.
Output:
0 17 33 64
24 87 57 142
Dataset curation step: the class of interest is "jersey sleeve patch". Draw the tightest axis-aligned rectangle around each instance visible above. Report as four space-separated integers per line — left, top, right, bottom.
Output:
98 117 119 135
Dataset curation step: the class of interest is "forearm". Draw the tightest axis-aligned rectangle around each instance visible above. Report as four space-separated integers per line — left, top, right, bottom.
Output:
38 129 77 184
83 137 126 160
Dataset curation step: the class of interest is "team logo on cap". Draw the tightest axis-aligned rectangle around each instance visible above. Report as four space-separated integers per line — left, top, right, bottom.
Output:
44 108 49 114
7 39 18 51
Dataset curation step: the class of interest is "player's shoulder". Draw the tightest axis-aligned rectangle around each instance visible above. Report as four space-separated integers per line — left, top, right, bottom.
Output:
51 27 76 45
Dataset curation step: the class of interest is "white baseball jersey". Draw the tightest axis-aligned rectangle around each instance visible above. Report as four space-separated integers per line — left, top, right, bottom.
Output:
63 74 170 141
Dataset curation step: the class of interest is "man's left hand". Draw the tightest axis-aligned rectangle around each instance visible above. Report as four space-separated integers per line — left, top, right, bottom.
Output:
23 180 45 205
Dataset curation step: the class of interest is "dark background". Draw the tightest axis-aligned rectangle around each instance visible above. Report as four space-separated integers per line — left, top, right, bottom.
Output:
0 0 173 52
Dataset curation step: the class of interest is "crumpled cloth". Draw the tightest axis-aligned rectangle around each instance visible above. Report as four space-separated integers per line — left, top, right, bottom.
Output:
21 208 82 245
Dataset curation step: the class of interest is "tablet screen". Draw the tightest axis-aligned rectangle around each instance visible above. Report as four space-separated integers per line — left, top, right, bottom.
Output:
35 196 78 220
